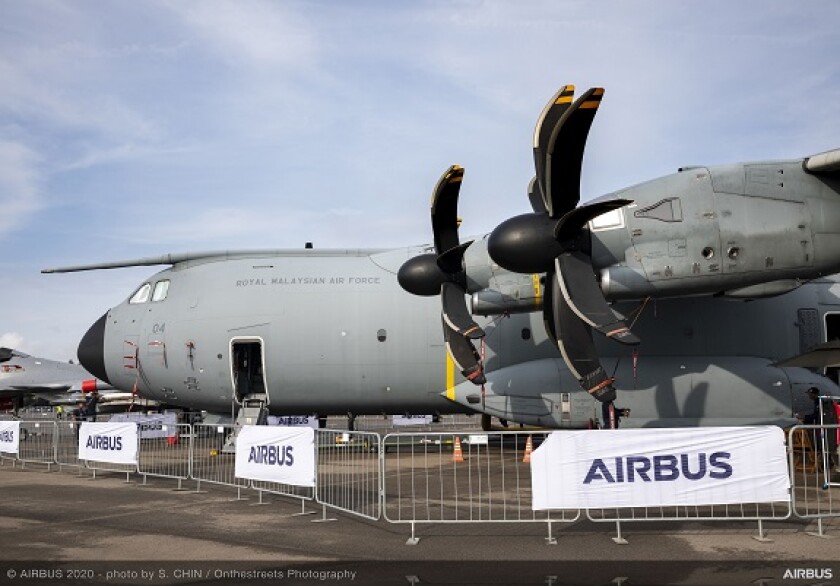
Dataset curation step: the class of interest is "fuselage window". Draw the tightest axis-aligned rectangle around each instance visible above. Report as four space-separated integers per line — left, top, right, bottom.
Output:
128 283 151 304
589 207 625 231
152 280 170 302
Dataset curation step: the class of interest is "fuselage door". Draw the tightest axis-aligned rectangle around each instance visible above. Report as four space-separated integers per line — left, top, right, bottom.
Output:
230 338 269 406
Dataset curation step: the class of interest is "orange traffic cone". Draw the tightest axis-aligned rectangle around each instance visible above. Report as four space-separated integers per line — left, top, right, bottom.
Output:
522 435 533 463
452 436 465 463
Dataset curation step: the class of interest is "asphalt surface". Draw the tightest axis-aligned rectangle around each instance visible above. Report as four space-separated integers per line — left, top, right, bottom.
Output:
1 460 839 586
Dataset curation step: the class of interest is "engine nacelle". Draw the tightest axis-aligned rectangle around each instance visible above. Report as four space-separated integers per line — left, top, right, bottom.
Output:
471 289 542 316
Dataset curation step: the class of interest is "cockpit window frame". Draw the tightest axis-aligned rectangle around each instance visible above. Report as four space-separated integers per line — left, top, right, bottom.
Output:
151 279 170 303
129 283 152 304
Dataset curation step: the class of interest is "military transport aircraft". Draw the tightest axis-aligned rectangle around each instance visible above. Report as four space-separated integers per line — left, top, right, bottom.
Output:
0 347 113 411
43 83 840 429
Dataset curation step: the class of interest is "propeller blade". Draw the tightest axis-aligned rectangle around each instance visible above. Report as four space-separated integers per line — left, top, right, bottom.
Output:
442 317 486 385
527 176 547 214
431 165 465 256
533 84 575 208
542 269 558 344
442 282 485 339
437 241 472 275
556 254 639 345
551 271 616 403
544 87 604 219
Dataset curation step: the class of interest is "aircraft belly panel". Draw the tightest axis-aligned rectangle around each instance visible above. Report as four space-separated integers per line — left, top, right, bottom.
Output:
449 355 813 428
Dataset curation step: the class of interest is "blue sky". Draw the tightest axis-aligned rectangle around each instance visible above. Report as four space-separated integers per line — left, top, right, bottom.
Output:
1 0 839 361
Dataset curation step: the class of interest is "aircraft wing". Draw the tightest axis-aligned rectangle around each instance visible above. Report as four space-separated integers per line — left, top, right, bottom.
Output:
9 384 73 392
42 248 386 273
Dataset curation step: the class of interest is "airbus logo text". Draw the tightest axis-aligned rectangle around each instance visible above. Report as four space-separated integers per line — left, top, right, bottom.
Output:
248 445 295 466
583 452 733 484
86 435 123 451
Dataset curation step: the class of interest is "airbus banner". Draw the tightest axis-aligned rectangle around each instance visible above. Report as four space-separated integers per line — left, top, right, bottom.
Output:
393 415 434 426
234 425 315 487
531 426 789 510
78 422 138 465
109 412 178 438
267 415 318 428
0 421 20 454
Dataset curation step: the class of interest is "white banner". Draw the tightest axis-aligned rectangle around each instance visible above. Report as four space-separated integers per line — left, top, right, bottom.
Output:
392 415 433 426
234 425 315 487
78 422 138 465
0 421 20 454
110 412 178 438
531 426 789 510
267 415 318 428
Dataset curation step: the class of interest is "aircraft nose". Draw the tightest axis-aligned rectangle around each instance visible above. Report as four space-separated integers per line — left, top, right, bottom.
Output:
78 312 110 385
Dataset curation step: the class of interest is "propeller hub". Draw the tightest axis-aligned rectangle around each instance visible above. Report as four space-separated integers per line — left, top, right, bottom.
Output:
487 213 564 274
397 253 446 296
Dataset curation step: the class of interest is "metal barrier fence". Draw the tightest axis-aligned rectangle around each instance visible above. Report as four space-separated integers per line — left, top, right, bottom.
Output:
17 421 57 470
788 424 840 537
585 500 791 544
315 429 381 521
54 421 85 470
4 421 840 544
350 414 484 434
250 478 314 509
137 423 192 488
381 431 579 544
0 447 16 465
190 424 249 492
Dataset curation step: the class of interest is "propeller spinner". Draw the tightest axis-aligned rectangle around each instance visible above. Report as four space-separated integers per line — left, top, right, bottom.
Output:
487 85 638 402
398 165 486 384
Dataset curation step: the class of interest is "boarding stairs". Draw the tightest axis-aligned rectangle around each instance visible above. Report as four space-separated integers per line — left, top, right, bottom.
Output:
222 393 268 453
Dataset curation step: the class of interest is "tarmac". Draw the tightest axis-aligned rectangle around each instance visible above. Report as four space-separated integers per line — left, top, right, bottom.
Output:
1 460 839 586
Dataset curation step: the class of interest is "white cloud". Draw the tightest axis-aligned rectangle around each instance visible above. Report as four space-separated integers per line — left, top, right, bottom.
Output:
0 56 161 146
162 0 318 69
0 333 25 350
59 142 196 173
0 141 42 236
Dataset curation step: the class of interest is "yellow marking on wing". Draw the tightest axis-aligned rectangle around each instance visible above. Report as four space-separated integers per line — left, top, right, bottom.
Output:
532 273 542 302
446 351 456 401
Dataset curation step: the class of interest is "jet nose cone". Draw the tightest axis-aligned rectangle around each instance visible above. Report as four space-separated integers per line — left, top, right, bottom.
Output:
78 312 110 385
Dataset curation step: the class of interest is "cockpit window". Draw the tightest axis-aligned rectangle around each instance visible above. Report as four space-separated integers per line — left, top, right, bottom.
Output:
129 283 151 304
151 280 170 302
